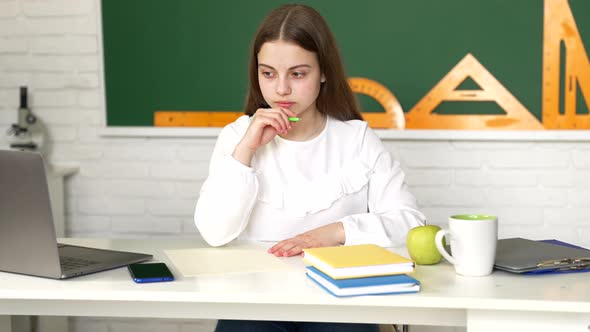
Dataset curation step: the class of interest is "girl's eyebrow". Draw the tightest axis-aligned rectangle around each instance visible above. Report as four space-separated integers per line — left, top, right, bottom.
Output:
258 64 312 70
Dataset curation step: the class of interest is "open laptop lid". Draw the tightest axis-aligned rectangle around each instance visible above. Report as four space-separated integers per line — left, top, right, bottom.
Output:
0 149 62 278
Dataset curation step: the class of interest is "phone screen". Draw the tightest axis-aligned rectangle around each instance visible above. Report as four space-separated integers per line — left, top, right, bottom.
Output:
128 262 174 283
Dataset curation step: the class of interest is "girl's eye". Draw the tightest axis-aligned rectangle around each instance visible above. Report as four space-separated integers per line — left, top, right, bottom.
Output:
261 71 275 78
291 72 306 78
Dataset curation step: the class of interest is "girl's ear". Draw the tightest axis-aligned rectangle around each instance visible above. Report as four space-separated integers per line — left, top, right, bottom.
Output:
321 74 326 83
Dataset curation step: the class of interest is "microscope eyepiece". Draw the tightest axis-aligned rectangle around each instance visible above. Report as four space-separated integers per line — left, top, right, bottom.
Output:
20 86 28 109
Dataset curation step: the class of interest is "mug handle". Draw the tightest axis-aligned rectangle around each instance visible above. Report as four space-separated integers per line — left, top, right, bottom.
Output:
435 229 456 265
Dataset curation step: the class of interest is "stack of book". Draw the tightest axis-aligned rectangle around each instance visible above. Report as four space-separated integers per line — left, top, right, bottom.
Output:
302 244 420 297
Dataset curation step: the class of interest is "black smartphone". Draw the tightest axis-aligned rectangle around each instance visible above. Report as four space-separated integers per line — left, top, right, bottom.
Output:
128 262 174 283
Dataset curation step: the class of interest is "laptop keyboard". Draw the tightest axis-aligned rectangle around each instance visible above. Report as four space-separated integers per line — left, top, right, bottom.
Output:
60 256 100 271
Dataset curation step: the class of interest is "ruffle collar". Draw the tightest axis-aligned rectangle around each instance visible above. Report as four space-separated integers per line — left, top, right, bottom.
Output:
256 160 372 217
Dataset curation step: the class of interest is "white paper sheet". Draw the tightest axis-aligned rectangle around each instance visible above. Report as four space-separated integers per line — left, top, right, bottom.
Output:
165 247 291 277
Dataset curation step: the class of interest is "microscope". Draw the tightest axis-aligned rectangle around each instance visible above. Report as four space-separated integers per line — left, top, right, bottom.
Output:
7 86 38 150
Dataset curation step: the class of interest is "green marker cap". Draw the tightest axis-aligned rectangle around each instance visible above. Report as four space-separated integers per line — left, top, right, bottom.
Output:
288 117 300 122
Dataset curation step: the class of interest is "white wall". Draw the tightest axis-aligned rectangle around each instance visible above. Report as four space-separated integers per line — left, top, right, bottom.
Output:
1 1 589 332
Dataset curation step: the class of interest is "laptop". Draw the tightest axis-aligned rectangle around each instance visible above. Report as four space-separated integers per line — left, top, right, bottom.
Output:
0 149 153 279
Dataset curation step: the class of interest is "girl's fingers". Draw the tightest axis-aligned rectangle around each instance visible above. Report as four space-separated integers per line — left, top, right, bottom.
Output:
257 110 288 133
268 241 284 253
279 108 298 129
269 108 291 132
275 109 292 131
280 107 297 118
268 239 291 253
260 108 296 132
274 241 297 256
284 245 302 257
268 237 307 257
257 114 284 134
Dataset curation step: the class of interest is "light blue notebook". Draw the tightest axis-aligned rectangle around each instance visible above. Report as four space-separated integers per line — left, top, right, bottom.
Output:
306 266 420 297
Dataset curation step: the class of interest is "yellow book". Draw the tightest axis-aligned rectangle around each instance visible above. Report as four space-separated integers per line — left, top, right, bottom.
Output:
303 244 415 279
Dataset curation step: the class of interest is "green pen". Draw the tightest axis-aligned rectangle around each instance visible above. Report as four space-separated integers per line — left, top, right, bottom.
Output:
288 117 300 122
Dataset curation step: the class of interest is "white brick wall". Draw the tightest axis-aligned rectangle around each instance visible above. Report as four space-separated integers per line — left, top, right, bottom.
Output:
0 1 589 332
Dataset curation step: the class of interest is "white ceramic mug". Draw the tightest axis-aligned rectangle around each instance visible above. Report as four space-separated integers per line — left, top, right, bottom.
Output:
435 214 498 277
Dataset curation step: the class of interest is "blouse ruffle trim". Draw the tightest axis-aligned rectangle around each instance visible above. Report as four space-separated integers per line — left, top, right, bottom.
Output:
256 161 372 217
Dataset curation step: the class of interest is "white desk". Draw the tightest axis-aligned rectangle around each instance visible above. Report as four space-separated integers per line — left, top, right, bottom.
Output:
1 238 589 332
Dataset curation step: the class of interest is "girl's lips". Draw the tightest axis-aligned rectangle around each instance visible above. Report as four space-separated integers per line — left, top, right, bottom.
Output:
277 102 295 108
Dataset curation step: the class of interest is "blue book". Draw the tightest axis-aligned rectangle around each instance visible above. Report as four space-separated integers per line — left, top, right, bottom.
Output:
306 266 420 297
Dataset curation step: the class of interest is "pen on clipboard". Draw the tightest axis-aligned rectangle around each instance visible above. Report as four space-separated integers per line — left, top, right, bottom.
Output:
536 257 590 268
526 263 590 274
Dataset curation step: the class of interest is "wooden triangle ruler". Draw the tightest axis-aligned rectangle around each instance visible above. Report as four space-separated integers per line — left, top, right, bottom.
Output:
542 0 590 129
405 53 543 130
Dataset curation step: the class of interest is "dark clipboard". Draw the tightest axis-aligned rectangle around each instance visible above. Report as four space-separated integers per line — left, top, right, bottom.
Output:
494 238 590 274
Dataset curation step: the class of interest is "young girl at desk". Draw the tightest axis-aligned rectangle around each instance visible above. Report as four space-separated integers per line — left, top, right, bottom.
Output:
195 4 425 331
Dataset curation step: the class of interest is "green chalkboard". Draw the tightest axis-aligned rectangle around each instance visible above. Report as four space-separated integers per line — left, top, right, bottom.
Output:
101 0 590 127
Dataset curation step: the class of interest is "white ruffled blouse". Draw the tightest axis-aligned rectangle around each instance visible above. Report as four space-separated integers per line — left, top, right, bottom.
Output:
194 115 425 247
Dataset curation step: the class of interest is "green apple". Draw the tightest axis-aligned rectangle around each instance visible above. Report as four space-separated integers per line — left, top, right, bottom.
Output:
406 225 443 265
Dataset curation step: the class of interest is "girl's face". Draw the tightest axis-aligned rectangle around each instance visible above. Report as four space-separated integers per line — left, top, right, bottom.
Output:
257 40 325 117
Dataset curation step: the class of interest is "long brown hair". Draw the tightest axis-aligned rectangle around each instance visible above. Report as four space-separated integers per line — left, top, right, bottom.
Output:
244 4 362 121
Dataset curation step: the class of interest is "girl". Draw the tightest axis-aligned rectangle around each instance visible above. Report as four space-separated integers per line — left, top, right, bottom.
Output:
195 4 425 331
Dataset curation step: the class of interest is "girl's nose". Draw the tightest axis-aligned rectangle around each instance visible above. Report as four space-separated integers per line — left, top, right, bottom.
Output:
276 76 291 96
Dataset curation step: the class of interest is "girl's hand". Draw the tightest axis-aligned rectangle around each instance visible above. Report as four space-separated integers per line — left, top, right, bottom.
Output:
244 107 297 149
233 107 296 166
268 222 345 257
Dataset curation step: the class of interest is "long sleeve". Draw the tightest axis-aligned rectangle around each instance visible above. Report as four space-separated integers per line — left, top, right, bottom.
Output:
194 117 259 246
340 128 425 247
